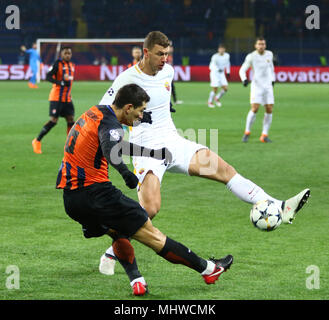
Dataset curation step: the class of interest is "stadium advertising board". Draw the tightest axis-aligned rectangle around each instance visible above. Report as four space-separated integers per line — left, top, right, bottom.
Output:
1 65 329 83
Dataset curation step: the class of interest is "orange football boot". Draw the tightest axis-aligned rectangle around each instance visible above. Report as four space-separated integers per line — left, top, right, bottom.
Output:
32 139 42 154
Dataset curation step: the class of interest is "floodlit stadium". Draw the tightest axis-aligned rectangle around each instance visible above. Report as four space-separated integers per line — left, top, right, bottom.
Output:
0 0 328 306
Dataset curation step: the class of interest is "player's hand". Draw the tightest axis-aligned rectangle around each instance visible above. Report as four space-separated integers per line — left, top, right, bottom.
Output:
226 73 230 79
121 170 139 189
243 79 249 87
60 80 71 87
141 111 152 124
152 147 173 165
20 45 26 51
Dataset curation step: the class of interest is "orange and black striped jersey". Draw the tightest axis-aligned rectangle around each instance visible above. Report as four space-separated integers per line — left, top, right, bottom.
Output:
127 60 138 68
56 105 126 190
47 59 75 103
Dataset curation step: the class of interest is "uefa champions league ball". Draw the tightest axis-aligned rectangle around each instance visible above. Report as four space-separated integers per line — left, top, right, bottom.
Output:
250 200 282 231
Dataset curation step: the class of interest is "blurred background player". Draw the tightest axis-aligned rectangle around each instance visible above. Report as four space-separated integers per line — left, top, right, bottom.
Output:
127 46 142 68
208 44 230 108
20 42 42 89
239 37 275 143
32 46 75 154
168 41 183 112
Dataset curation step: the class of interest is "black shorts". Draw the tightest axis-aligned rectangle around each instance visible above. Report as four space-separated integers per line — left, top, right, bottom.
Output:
49 101 75 118
63 182 148 239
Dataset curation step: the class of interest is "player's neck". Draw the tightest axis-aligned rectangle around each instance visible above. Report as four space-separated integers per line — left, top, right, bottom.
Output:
110 105 123 122
138 59 158 76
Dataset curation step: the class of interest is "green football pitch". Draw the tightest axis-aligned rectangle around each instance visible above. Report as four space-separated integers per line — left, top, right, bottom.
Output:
0 80 328 300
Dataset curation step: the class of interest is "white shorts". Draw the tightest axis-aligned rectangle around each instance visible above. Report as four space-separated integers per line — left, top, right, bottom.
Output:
250 84 274 105
210 71 228 88
132 135 207 186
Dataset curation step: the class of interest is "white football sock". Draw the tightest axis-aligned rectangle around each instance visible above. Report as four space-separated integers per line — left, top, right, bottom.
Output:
106 246 116 258
216 89 226 100
208 91 215 103
262 113 272 135
201 260 216 275
245 110 256 133
130 276 147 287
226 173 282 208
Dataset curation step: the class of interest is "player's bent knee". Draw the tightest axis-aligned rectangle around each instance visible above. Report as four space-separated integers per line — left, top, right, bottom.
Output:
143 202 160 219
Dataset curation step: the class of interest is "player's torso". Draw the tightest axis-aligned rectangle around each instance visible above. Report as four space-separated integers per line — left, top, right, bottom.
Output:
131 64 176 144
250 51 272 83
210 53 229 71
101 63 176 146
49 60 75 102
57 106 110 190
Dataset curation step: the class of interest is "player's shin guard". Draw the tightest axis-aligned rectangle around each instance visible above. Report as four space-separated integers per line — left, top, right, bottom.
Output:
157 237 207 273
112 237 142 282
37 120 57 141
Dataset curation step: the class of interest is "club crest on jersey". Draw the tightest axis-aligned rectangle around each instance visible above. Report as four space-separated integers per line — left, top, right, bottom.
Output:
139 169 145 175
109 129 121 141
164 81 170 91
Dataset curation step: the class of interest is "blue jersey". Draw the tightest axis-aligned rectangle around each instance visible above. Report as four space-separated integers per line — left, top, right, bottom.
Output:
25 49 41 69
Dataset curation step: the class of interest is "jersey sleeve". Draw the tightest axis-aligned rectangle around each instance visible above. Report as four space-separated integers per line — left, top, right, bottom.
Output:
239 53 252 82
226 53 231 74
46 60 61 84
98 117 129 174
209 54 217 71
269 51 275 82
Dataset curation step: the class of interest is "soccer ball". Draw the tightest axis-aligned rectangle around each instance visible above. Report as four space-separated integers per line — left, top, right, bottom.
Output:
250 200 282 231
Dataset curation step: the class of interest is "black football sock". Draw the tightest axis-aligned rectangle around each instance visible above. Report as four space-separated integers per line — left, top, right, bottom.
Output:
67 122 75 135
112 237 142 282
36 120 56 141
157 236 207 273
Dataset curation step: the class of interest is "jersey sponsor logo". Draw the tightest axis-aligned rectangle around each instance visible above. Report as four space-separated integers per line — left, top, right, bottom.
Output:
109 129 121 141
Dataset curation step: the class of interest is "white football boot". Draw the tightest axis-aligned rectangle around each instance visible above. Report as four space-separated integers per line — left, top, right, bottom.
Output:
99 254 116 275
281 189 310 224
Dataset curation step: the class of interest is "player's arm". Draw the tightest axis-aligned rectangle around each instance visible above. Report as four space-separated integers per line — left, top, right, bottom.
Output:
99 125 172 188
46 61 70 86
239 53 252 86
226 54 231 77
120 140 172 164
269 52 275 85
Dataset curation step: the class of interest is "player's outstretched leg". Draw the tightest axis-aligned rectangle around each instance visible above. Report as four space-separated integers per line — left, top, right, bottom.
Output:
132 219 233 287
188 149 310 222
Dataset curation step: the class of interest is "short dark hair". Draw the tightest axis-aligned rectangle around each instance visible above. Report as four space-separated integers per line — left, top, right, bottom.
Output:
255 37 266 43
144 31 170 50
218 44 225 48
113 84 150 109
61 46 72 52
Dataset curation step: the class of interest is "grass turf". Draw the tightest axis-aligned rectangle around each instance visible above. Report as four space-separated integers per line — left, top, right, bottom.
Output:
0 80 328 300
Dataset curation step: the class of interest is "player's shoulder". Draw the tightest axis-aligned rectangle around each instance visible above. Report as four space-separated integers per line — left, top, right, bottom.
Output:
164 62 174 75
265 50 273 57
